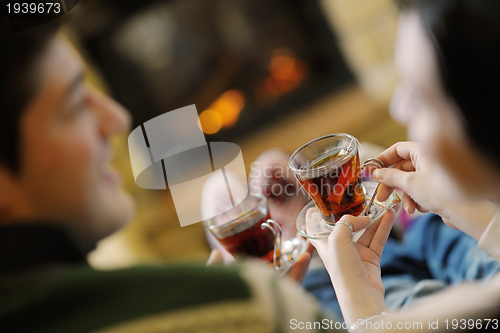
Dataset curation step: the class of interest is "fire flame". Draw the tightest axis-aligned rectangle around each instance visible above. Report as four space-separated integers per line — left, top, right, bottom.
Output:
255 48 307 104
198 89 245 134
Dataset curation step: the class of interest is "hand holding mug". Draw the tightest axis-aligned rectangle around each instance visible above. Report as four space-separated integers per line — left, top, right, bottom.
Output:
309 209 395 323
372 141 497 240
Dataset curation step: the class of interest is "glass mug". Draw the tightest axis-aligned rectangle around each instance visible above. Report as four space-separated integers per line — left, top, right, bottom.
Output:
289 133 365 225
204 195 282 268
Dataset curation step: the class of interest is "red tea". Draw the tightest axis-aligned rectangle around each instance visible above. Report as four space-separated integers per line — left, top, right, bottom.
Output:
215 211 276 262
298 148 365 223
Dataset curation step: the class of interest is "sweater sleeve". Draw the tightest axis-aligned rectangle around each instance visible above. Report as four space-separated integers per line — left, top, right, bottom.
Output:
0 261 345 333
478 209 500 262
239 259 346 332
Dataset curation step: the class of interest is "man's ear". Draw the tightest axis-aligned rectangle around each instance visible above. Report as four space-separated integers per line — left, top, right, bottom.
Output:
0 164 22 219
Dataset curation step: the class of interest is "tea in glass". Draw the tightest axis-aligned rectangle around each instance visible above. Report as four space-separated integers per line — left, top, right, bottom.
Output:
205 195 278 263
289 134 365 224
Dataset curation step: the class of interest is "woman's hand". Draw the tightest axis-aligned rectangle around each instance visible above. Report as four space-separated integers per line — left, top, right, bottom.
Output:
372 141 443 214
310 210 395 323
286 241 315 284
372 141 498 240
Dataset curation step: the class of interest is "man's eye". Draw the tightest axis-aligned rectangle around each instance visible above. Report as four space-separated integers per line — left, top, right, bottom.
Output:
74 97 88 112
69 90 90 115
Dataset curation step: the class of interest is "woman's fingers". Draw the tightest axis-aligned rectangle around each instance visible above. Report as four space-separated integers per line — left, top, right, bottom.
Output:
356 207 396 249
287 242 314 283
311 215 371 255
337 214 371 233
376 183 397 203
367 209 395 256
373 167 412 201
416 203 430 213
371 143 419 201
375 141 421 169
356 217 383 248
329 215 371 246
392 159 416 173
402 192 416 214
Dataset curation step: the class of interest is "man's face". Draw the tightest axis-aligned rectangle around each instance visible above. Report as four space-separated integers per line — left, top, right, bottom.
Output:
10 36 134 243
390 11 500 202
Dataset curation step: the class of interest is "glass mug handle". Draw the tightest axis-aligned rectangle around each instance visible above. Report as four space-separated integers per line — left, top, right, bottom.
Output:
361 158 386 216
261 219 282 270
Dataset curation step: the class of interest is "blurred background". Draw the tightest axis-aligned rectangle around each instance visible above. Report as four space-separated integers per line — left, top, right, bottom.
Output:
64 0 407 268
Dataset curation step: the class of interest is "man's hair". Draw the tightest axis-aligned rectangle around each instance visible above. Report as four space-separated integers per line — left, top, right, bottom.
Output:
395 0 500 168
0 14 60 172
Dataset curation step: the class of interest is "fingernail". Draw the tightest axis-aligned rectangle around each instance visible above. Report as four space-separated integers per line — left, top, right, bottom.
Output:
373 169 380 179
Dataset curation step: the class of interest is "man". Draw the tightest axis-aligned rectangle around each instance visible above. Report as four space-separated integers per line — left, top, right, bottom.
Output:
0 15 329 333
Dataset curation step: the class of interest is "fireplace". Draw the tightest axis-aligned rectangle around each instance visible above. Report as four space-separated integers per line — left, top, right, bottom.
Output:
70 0 354 141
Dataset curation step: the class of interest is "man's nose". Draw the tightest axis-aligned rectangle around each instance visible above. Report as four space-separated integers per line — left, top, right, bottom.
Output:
90 86 132 139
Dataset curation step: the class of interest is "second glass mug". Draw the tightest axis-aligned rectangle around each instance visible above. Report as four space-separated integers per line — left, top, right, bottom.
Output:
204 195 283 269
289 133 366 225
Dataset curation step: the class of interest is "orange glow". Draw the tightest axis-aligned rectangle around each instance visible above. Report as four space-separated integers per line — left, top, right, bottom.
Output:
270 49 298 81
198 109 222 134
207 89 245 128
255 48 307 104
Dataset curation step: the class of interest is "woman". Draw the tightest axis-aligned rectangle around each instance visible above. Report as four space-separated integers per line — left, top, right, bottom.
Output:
311 0 500 330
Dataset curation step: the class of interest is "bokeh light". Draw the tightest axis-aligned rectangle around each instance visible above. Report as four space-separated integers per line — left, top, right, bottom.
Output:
254 48 307 104
200 89 245 134
210 89 245 128
198 109 223 134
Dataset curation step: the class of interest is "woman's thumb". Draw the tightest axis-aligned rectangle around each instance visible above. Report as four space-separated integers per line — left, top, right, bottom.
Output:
373 168 409 201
